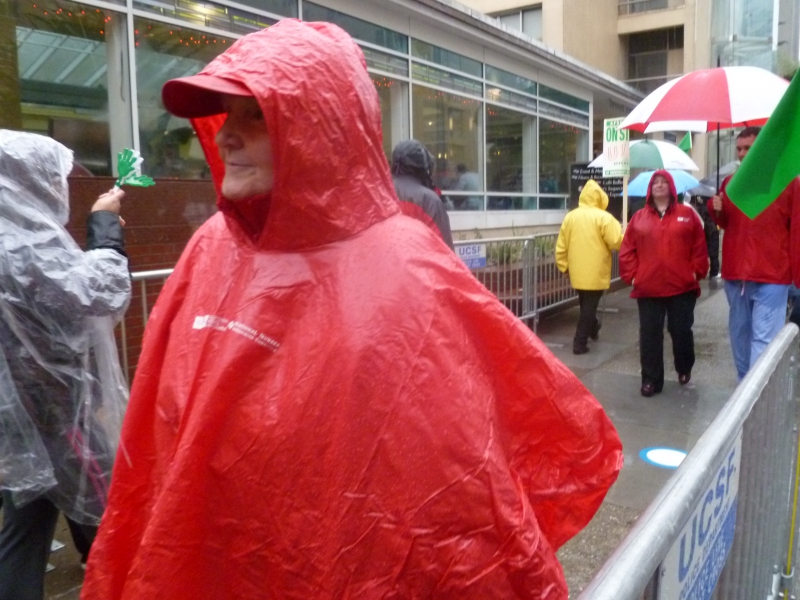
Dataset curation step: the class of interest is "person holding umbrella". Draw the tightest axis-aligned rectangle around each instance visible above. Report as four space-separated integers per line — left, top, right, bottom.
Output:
708 126 800 380
620 170 709 397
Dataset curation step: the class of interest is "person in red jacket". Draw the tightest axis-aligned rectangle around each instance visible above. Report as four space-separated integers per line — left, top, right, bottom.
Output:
620 170 708 397
708 127 800 381
81 20 622 600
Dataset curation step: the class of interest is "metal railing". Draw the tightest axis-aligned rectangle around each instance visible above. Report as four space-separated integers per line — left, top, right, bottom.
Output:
579 324 800 599
120 235 620 375
119 268 173 383
454 233 621 331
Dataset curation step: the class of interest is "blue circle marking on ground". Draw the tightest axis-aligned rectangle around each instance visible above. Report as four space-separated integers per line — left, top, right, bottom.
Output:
639 447 687 469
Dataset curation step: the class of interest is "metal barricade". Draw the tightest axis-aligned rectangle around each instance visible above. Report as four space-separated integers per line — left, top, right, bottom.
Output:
579 324 800 600
454 234 620 330
119 268 173 382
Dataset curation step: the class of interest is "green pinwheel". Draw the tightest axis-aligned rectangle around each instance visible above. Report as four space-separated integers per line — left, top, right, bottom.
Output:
115 148 156 189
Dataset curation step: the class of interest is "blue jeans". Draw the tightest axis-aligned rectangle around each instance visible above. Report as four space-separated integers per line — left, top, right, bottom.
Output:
724 281 789 380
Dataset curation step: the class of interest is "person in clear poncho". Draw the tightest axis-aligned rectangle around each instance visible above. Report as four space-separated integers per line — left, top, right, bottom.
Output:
0 131 131 600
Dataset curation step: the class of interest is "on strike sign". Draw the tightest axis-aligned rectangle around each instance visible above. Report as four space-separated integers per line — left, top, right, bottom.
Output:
603 118 630 178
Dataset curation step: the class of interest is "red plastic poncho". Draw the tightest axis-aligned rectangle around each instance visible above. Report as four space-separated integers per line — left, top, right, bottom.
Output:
83 20 622 600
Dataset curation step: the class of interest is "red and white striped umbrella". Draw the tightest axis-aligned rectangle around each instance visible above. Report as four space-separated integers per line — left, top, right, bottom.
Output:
621 66 789 133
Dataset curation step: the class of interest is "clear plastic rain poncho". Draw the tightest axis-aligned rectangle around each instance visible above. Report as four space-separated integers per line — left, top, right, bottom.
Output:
0 130 131 525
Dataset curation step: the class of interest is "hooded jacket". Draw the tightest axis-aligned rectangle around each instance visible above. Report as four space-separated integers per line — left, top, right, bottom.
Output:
391 139 454 249
0 131 130 524
555 180 622 290
620 170 708 298
707 174 800 285
83 20 622 600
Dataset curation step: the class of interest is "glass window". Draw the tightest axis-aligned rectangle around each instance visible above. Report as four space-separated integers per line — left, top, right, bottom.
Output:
5 0 130 174
411 63 482 97
230 0 297 17
486 87 536 112
539 119 588 195
486 105 536 211
135 18 233 179
497 13 520 31
538 101 590 127
412 85 482 210
411 39 482 78
133 0 277 32
372 75 408 162
363 46 408 76
522 8 542 40
485 65 537 96
302 2 408 53
538 84 590 112
486 105 535 194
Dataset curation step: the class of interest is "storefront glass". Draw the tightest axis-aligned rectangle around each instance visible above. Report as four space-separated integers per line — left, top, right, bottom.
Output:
3 0 128 174
372 74 408 161
539 118 588 207
485 104 536 210
134 17 232 179
412 85 482 210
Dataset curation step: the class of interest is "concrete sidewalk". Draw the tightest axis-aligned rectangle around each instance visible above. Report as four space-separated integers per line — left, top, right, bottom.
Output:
544 280 739 597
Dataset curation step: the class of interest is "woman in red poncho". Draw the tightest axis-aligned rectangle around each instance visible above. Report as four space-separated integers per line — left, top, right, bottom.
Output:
619 170 709 397
82 20 622 600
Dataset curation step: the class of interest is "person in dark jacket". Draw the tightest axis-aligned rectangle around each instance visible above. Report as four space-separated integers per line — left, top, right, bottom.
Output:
620 170 708 397
0 131 131 600
391 139 454 249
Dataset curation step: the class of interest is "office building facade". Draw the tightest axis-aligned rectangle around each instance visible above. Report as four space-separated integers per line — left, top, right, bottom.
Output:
0 0 641 235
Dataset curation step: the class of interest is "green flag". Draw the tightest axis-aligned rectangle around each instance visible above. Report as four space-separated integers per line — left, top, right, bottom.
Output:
726 72 798 219
678 132 692 153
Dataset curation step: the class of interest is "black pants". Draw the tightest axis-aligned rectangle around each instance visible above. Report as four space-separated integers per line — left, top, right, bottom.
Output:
0 492 97 600
575 290 604 347
706 228 720 277
637 291 697 391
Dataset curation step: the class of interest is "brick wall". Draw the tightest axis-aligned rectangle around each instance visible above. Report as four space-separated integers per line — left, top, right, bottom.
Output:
66 177 218 381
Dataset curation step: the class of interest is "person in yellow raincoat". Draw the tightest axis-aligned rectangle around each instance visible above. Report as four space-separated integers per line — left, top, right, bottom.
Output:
556 179 623 354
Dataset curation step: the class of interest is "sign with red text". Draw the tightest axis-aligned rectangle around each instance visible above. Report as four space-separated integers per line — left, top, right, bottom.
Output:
603 118 630 178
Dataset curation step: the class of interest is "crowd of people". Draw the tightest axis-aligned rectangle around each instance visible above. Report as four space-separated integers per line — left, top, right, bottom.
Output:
0 19 797 600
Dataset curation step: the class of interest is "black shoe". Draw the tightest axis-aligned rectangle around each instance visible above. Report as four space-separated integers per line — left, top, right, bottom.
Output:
590 320 601 341
573 344 589 355
679 372 691 385
641 383 656 397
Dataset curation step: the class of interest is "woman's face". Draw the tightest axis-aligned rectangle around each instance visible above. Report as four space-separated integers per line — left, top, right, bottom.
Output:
651 175 670 200
215 95 274 201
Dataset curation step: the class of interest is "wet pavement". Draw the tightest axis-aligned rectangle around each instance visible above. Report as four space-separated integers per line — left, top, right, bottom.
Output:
546 279 738 596
35 280 737 598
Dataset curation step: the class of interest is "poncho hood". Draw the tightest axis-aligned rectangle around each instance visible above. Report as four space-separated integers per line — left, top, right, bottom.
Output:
0 130 73 225
182 19 399 250
578 179 609 210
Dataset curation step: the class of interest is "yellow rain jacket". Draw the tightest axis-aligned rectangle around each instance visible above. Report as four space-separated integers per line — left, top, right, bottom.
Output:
555 180 623 290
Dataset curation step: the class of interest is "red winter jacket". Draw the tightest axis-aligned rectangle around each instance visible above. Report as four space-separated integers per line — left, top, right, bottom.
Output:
82 20 622 600
707 175 800 285
620 170 708 298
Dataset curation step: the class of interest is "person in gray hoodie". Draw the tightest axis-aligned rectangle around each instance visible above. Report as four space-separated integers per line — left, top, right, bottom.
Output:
391 139 454 249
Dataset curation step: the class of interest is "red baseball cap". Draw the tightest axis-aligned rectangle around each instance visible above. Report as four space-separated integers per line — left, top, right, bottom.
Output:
162 74 252 118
